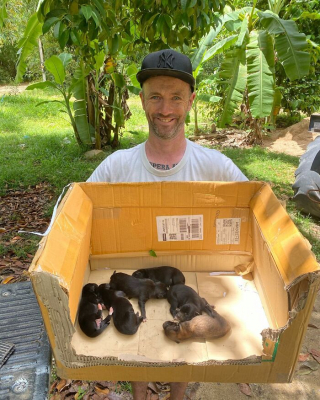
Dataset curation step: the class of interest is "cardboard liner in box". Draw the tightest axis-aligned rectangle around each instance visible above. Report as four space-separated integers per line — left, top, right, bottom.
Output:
29 182 320 383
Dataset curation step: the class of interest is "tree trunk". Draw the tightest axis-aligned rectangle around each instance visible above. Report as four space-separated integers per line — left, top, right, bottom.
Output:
38 38 46 82
193 99 200 136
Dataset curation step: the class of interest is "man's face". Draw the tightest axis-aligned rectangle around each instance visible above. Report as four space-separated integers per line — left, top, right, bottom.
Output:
140 76 196 140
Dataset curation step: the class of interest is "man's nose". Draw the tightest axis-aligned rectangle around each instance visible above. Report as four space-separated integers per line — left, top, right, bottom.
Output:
158 98 174 115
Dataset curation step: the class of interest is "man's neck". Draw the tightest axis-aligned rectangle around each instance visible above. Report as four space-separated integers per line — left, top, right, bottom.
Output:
145 134 187 169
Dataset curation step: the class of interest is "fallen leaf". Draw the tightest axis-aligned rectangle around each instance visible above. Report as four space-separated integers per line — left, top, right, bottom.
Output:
309 349 320 364
56 379 71 392
0 228 6 233
298 353 309 362
94 386 109 395
2 276 15 284
308 323 319 329
238 383 252 397
297 368 314 376
297 360 319 375
147 382 160 394
105 393 123 400
149 249 157 257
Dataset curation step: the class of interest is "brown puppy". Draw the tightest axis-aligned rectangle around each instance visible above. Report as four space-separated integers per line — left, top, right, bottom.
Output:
132 266 185 287
99 284 143 335
167 284 215 321
109 271 167 320
163 311 231 343
78 283 113 338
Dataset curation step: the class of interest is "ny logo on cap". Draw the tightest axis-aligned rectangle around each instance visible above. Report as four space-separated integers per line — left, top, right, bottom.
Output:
157 52 175 69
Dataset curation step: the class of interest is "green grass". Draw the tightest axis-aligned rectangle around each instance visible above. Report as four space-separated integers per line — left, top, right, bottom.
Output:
0 89 319 261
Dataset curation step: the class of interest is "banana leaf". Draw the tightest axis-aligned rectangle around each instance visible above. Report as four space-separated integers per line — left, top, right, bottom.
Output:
247 30 274 118
0 0 7 28
45 55 65 85
25 81 57 90
219 48 247 127
16 13 43 82
259 11 310 81
190 23 224 70
71 67 92 145
202 35 238 62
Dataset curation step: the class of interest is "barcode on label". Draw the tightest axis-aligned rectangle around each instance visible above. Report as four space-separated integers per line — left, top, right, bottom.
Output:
156 215 203 242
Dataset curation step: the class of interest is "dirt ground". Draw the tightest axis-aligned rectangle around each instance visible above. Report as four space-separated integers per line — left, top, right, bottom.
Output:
262 117 319 157
1 85 319 399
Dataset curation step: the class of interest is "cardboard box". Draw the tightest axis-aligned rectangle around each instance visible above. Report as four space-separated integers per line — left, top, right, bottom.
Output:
29 181 320 383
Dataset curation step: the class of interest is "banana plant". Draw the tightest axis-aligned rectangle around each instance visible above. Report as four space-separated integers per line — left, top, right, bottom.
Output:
26 53 92 146
196 2 311 140
189 24 236 134
0 0 7 28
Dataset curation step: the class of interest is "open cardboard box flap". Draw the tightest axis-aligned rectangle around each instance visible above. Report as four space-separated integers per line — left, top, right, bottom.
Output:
29 182 320 382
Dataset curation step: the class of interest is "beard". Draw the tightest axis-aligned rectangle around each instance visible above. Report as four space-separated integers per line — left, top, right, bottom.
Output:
148 114 186 140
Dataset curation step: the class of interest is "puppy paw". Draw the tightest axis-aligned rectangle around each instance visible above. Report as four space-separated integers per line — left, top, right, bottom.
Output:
143 318 147 322
101 304 107 310
98 303 102 311
109 307 114 315
95 318 102 329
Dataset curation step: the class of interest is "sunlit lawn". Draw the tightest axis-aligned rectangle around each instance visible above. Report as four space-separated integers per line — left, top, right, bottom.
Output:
0 89 319 258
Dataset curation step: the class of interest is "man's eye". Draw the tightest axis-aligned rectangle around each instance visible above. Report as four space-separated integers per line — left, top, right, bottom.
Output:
173 96 182 100
150 96 160 100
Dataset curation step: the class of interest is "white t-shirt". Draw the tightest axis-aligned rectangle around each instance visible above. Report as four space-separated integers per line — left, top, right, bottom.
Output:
87 139 248 182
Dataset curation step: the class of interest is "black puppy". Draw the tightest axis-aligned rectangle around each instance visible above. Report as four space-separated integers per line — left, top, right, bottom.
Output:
132 266 185 287
109 271 167 321
78 283 113 338
167 284 215 322
99 284 143 335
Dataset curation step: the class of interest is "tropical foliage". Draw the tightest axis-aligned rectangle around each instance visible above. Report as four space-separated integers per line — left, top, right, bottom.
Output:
0 0 7 28
15 0 226 148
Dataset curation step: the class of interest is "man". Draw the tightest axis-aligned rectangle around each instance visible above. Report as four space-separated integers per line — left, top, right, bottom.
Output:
88 49 247 400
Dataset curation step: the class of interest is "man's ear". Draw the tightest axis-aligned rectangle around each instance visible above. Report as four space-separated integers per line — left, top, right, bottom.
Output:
139 90 146 110
188 92 196 111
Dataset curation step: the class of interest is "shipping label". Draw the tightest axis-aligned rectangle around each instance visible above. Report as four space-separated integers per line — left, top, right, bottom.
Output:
216 218 241 245
156 215 203 242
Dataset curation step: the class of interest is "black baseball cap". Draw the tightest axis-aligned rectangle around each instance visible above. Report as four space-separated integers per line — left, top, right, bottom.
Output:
136 49 195 92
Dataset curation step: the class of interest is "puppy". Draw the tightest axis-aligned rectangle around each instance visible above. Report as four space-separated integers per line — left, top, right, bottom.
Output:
167 284 215 321
78 283 113 338
109 271 167 320
132 266 185 286
163 312 231 343
99 284 143 335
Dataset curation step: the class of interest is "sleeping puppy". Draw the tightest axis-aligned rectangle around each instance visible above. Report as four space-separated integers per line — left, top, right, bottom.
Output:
163 312 231 343
99 284 143 335
109 271 167 321
132 266 185 287
167 284 215 321
78 283 113 338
